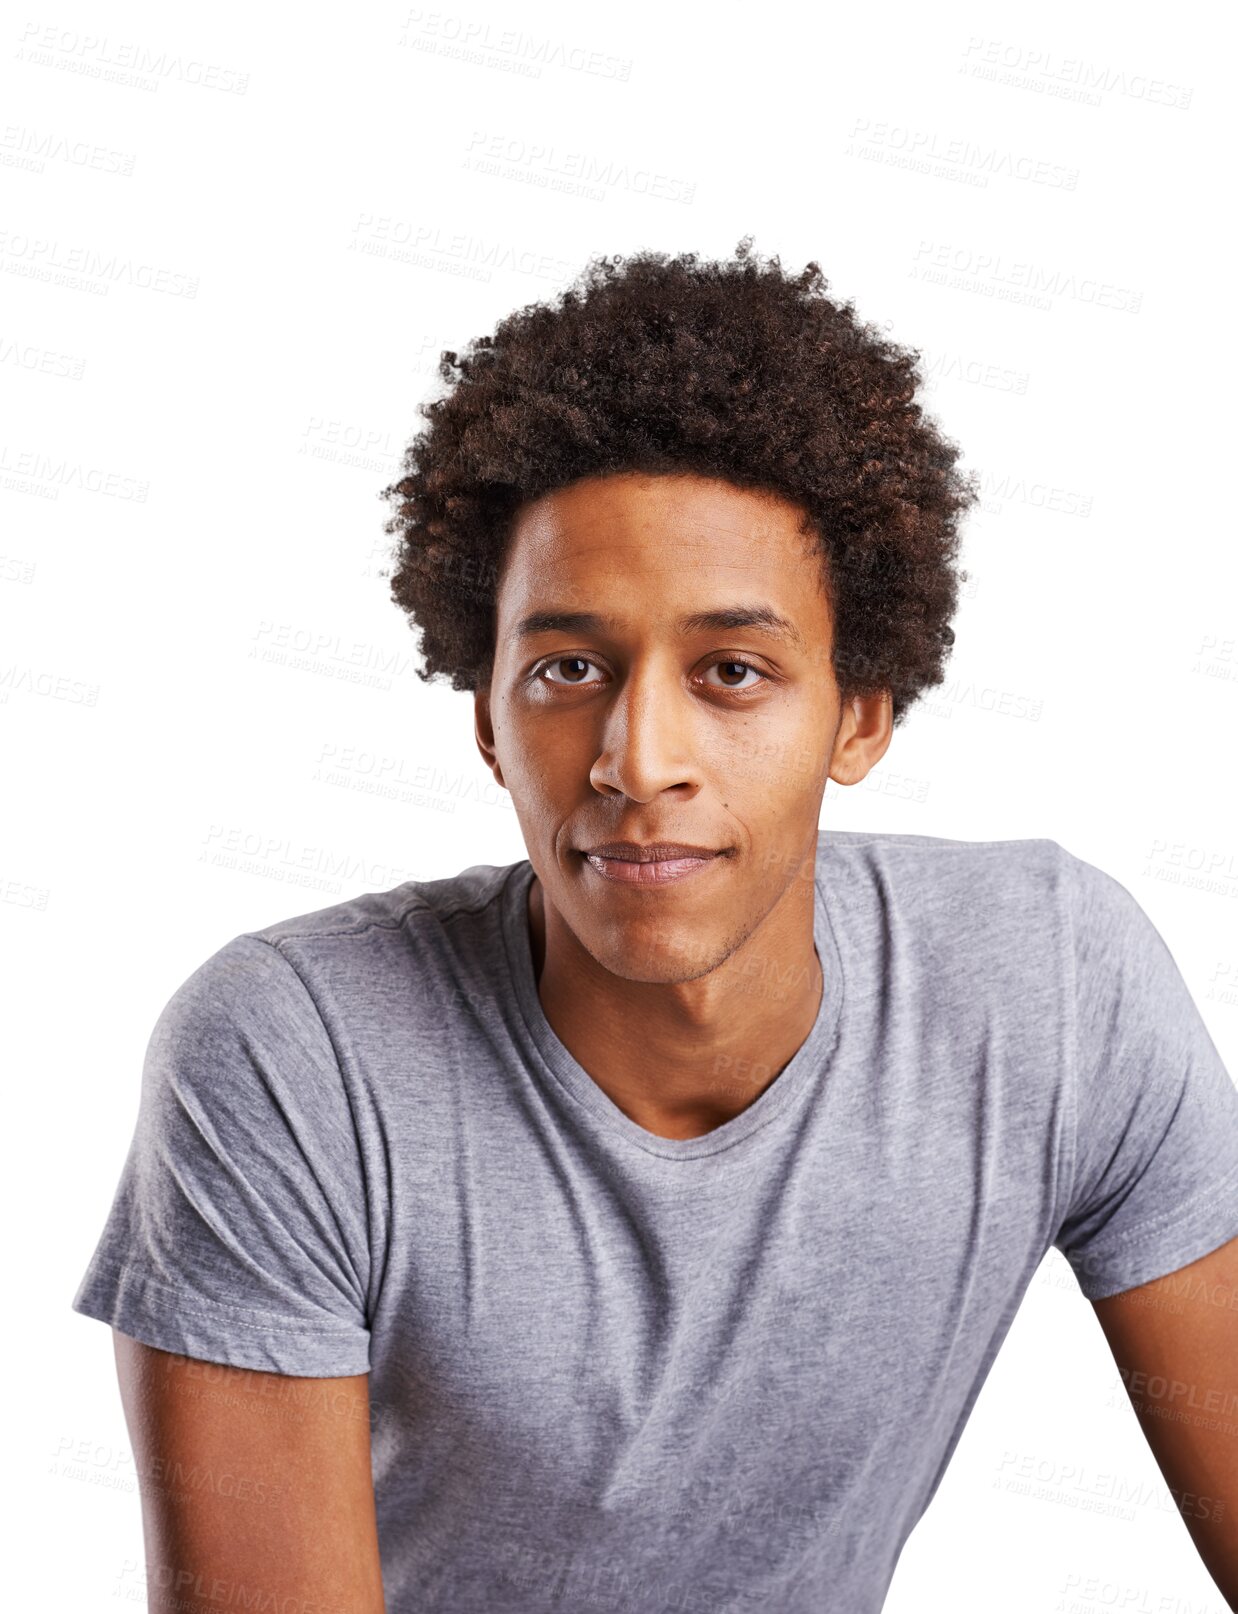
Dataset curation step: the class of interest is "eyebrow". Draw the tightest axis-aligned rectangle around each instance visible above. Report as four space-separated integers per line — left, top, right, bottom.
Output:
513 605 807 654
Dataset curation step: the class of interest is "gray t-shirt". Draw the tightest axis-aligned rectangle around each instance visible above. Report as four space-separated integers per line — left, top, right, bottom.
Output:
72 829 1238 1612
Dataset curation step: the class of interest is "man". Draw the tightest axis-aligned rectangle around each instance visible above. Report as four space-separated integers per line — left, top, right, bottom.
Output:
74 241 1238 1612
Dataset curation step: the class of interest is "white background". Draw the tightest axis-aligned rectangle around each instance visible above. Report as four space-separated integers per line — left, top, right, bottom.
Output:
4 0 1236 1608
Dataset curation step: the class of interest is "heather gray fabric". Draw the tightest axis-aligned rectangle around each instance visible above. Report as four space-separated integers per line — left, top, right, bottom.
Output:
72 830 1238 1612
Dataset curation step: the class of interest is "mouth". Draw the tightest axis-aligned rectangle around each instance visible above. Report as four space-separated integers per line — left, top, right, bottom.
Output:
576 841 729 887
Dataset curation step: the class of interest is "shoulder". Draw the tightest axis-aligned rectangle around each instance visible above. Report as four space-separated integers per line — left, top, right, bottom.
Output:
811 830 1078 1012
815 831 1197 1015
242 856 521 952
163 856 527 1038
817 826 1070 922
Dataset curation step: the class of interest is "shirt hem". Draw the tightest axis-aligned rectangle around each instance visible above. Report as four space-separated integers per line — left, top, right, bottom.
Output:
1064 1161 1238 1301
71 1256 372 1378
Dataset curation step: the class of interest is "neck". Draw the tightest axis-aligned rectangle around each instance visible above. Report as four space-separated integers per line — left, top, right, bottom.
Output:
526 860 823 1140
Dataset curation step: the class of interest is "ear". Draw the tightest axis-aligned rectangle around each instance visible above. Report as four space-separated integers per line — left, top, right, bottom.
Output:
474 685 505 789
827 691 895 787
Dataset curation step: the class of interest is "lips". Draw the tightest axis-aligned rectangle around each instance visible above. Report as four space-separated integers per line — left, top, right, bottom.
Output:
580 841 722 862
577 841 728 887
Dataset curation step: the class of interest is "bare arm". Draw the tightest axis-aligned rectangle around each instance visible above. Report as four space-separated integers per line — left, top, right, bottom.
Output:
1091 1235 1238 1608
113 1330 386 1613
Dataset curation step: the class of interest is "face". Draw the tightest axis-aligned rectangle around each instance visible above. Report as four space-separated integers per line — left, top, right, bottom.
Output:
474 470 892 985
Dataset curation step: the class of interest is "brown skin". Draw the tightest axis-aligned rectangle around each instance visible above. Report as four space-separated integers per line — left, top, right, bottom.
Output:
113 1333 386 1612
472 468 1238 1600
474 470 894 1140
1091 1235 1238 1605
98 470 1235 1604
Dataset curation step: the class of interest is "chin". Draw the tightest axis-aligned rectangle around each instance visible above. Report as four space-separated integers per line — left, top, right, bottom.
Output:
587 920 725 985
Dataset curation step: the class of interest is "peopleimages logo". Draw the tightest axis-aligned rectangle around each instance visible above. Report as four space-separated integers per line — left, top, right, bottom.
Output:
0 230 199 297
0 337 86 380
846 118 1079 190
958 36 1192 109
0 124 137 177
14 23 250 93
910 241 1142 314
396 10 633 81
0 445 149 501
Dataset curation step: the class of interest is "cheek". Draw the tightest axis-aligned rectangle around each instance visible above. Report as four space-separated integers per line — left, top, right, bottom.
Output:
718 723 824 803
500 715 584 803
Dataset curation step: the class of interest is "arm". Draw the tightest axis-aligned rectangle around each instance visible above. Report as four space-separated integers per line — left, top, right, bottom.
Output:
1091 1235 1238 1607
114 1331 387 1613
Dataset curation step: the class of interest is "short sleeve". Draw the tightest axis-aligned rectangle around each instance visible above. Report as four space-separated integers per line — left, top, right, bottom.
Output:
71 933 372 1376
1052 848 1238 1301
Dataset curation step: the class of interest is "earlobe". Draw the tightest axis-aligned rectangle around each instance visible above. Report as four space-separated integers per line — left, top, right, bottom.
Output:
473 686 504 786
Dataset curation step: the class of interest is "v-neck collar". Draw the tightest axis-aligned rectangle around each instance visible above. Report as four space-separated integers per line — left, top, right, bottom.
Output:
497 853 846 1162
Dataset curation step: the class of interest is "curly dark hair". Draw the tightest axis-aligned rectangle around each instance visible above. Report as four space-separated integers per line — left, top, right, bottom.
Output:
379 237 977 727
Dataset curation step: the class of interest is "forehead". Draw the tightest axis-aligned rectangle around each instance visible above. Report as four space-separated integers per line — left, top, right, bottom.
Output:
511 470 808 540
499 472 821 595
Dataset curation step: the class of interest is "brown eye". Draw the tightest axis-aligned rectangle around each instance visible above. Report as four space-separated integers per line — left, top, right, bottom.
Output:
703 659 765 691
536 656 767 693
540 656 603 686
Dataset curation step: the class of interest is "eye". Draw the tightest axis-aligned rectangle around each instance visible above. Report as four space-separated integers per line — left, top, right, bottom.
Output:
537 656 606 687
699 658 767 692
532 654 771 694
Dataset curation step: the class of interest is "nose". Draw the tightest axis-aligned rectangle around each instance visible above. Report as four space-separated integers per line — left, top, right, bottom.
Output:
588 658 706 803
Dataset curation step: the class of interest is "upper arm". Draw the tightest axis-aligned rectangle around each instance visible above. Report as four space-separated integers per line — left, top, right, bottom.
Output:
1091 1235 1238 1605
1052 849 1238 1301
73 933 375 1377
114 1331 386 1612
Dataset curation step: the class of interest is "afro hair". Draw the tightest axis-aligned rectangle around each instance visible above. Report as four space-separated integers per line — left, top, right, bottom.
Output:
379 236 977 727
